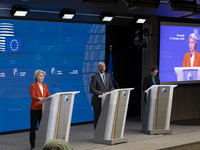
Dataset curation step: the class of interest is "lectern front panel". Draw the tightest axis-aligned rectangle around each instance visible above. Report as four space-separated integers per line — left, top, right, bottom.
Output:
113 90 128 139
183 69 198 81
93 88 133 145
35 92 79 150
145 88 157 130
155 87 170 130
142 85 176 135
35 96 52 147
46 95 60 141
35 95 60 148
94 94 112 140
56 94 73 141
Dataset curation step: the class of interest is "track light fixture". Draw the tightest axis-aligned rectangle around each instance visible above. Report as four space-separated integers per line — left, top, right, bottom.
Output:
169 0 198 12
81 0 119 4
10 4 29 17
136 18 146 24
99 12 114 22
59 8 76 19
124 0 160 9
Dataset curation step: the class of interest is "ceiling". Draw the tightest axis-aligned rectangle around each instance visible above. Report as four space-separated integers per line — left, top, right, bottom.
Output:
0 0 200 25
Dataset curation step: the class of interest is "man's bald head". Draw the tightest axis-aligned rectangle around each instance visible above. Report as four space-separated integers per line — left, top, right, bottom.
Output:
98 62 106 73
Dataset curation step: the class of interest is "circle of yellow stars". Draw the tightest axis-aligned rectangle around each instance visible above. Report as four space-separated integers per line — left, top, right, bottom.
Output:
10 39 19 51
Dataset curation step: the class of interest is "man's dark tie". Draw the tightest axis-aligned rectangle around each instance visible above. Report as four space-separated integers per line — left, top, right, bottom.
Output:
102 74 106 86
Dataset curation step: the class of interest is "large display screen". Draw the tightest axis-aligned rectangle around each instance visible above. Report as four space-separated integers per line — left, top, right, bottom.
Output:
159 22 200 82
0 19 105 132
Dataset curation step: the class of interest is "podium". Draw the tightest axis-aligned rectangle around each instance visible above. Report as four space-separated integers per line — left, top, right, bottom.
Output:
35 91 80 150
94 88 134 145
174 67 200 81
142 85 177 135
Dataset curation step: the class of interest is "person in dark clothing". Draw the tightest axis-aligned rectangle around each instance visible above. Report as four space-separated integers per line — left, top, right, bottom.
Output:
89 62 114 129
143 65 160 91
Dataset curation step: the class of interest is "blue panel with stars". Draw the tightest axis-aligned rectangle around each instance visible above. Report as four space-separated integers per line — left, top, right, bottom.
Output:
5 37 22 53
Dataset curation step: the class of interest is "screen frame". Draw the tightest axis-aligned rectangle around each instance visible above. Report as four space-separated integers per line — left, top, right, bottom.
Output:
159 20 200 84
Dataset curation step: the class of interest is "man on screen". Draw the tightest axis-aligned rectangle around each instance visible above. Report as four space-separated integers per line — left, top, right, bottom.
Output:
89 62 114 129
182 33 200 67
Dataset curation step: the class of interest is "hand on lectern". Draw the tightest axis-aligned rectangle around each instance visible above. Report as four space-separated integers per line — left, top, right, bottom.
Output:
38 97 44 102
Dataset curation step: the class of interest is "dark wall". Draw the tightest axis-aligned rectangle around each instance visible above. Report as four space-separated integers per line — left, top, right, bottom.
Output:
106 24 143 117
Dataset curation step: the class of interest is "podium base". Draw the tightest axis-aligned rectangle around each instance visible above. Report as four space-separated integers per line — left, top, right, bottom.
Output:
93 137 128 145
142 129 172 135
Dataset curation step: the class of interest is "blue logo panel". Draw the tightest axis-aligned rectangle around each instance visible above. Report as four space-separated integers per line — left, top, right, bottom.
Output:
6 37 22 53
0 20 105 133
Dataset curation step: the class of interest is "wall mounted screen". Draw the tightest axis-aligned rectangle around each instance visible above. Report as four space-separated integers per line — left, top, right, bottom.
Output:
0 19 105 132
159 22 200 82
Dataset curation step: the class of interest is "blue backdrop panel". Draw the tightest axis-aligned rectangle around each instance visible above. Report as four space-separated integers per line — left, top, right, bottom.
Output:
0 20 105 132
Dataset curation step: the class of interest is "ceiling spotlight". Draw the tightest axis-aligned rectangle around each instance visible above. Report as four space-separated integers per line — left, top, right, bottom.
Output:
169 0 198 12
136 18 146 24
124 0 160 8
59 8 76 19
10 4 29 17
99 12 114 22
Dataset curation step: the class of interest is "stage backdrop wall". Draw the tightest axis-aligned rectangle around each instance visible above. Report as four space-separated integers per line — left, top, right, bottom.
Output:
0 19 105 132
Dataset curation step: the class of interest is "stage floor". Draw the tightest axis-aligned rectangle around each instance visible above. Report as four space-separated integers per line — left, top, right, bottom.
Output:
0 117 200 150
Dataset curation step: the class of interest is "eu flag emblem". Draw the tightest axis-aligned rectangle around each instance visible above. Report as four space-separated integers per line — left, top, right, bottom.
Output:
6 37 22 53
65 97 69 101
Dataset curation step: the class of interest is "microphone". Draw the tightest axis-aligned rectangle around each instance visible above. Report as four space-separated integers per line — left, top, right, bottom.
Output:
53 83 62 92
112 77 120 89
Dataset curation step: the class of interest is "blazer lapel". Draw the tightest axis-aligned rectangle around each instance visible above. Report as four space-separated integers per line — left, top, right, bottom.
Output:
187 52 191 66
35 82 42 96
194 51 197 66
105 73 108 88
42 83 46 97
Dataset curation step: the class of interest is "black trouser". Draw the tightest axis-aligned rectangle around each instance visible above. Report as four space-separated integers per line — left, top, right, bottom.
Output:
29 110 42 148
93 104 101 129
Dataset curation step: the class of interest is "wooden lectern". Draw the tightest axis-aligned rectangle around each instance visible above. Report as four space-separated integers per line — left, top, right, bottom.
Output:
94 88 134 145
35 91 80 150
142 85 177 135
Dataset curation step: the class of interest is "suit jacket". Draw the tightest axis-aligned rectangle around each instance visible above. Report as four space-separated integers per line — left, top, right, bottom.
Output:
29 82 51 110
182 50 200 67
90 72 114 106
143 75 160 91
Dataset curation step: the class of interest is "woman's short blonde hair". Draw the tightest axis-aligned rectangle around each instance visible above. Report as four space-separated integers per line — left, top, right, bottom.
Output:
188 33 197 45
34 70 45 81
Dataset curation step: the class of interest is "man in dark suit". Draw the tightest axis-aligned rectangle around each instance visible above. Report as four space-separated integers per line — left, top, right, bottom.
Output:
90 62 114 129
143 65 160 91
